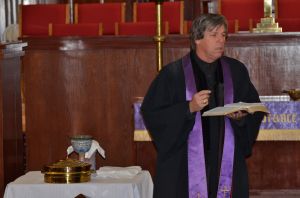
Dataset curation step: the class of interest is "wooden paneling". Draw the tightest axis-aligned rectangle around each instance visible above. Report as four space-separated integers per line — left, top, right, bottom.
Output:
248 142 300 189
22 33 300 189
23 37 157 170
0 42 26 197
226 33 300 95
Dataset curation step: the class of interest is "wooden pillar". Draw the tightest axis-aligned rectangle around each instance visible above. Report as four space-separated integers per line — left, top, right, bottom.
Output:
0 42 26 196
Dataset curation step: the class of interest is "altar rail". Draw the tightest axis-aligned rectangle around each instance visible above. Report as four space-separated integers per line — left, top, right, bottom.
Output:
22 33 300 190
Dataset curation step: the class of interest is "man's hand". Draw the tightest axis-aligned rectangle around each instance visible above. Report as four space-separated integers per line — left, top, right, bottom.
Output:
189 90 211 113
227 110 248 120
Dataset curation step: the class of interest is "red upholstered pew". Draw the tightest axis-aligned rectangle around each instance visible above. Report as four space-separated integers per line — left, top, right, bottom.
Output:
75 3 125 35
218 0 264 32
20 3 125 37
115 21 168 36
49 23 102 37
133 1 184 34
19 4 69 37
20 2 186 37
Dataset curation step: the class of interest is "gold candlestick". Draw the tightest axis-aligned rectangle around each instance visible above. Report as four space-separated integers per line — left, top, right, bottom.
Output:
264 0 272 18
153 1 165 71
253 0 282 33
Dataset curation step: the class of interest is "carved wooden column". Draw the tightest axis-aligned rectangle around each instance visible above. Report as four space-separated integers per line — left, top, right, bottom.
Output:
0 42 26 196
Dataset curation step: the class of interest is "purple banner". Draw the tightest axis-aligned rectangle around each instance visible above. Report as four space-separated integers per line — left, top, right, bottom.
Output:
134 101 300 132
134 102 146 130
261 102 300 129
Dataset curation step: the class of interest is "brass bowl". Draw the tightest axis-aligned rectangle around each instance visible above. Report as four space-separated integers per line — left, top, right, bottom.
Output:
42 158 92 183
283 89 300 101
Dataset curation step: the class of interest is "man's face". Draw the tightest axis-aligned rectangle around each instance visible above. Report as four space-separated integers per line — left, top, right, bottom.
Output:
195 25 227 63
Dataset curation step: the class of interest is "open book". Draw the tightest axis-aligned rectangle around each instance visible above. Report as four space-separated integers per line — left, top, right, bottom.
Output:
202 102 269 117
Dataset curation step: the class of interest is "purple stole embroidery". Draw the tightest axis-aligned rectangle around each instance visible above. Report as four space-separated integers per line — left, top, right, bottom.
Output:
182 54 235 198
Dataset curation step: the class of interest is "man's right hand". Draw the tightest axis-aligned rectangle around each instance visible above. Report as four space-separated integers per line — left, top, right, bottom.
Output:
189 90 211 113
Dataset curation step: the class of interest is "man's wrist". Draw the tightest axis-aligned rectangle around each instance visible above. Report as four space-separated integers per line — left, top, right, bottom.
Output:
187 101 196 119
189 101 195 113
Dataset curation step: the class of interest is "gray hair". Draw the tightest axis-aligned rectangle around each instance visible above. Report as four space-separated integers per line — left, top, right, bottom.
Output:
190 14 228 50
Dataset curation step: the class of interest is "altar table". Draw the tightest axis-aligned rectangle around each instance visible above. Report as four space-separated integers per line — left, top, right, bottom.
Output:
4 171 153 198
134 101 300 141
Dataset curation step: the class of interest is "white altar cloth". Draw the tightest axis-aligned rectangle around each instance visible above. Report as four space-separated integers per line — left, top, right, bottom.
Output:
4 171 153 198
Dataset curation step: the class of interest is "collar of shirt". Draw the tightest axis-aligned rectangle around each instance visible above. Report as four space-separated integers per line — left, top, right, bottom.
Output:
191 50 219 78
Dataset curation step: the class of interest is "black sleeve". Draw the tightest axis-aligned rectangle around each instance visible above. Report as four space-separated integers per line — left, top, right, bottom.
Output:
230 61 264 157
141 65 195 159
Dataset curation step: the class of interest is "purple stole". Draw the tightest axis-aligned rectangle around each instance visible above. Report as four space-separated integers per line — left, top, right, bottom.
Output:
182 54 235 198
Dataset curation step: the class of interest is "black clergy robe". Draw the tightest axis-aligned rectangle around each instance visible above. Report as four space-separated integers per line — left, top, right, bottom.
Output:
141 51 264 198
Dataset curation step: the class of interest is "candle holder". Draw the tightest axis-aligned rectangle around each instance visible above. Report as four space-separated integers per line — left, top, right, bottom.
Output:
282 89 300 101
252 0 282 33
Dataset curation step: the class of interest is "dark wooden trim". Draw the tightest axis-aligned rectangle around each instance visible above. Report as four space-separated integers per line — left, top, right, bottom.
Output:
0 42 26 197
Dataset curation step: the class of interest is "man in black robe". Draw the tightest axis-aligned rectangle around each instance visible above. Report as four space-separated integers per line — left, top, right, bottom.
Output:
141 14 264 198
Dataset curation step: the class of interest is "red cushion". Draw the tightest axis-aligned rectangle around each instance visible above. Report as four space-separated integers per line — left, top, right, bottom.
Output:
277 0 300 19
118 22 166 36
135 2 183 34
221 0 264 31
52 24 100 36
23 25 49 36
136 2 156 22
277 18 300 32
22 4 67 36
163 2 182 34
77 3 124 35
